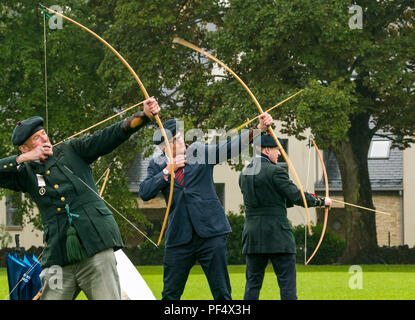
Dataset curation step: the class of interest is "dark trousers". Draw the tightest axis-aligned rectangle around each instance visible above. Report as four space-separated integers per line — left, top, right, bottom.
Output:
244 253 297 300
162 234 232 300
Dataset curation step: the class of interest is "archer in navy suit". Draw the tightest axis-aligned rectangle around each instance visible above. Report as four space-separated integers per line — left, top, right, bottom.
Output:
139 115 272 300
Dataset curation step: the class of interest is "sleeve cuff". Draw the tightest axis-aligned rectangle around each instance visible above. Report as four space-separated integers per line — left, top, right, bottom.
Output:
314 196 325 207
0 156 19 170
154 171 170 187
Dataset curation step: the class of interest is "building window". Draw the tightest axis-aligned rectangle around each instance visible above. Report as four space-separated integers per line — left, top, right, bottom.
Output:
6 193 22 228
368 140 392 159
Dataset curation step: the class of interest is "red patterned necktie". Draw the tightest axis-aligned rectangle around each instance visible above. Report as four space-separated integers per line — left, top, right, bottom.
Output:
175 168 184 186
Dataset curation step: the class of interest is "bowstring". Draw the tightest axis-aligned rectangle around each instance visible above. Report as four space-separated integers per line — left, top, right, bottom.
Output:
63 165 158 248
304 135 313 265
42 10 49 134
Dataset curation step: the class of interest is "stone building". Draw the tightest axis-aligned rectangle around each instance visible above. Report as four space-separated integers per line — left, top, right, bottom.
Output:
314 136 406 247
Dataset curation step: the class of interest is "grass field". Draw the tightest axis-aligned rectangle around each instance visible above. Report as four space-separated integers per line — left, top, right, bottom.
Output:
1 264 415 300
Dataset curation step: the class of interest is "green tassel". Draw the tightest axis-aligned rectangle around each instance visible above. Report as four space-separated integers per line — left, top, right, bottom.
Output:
66 226 87 264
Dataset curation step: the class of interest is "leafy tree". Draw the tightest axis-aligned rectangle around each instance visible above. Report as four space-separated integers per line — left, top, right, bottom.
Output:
97 0 226 150
92 0 415 262
226 208 246 265
0 0 152 242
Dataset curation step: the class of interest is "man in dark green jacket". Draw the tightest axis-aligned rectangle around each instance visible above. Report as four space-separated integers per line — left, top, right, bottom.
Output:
239 133 332 300
0 98 160 300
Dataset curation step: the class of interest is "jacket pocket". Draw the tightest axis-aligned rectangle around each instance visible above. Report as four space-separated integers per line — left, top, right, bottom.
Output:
280 222 293 231
94 202 113 215
280 221 296 246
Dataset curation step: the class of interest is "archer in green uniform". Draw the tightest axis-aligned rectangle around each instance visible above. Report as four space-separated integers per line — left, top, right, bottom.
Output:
239 133 332 300
0 98 160 300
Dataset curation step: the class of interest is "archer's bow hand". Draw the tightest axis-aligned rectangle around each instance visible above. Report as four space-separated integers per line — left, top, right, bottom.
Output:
314 196 332 209
143 98 160 119
257 113 273 132
324 197 332 210
121 98 160 134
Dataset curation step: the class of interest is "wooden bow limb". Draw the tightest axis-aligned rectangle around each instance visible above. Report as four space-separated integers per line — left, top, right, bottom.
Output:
306 137 329 265
41 4 175 248
32 290 42 300
173 37 313 235
231 89 304 133
99 168 111 197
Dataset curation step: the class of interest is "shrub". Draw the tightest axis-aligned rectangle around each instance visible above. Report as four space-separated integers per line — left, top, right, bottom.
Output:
124 233 165 265
293 224 346 265
226 210 245 265
225 209 348 265
124 211 246 266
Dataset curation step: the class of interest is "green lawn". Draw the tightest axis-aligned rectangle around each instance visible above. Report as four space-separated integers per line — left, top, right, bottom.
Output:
1 264 415 300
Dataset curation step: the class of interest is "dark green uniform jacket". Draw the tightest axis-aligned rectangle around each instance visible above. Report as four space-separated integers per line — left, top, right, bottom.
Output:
239 156 324 255
0 121 133 268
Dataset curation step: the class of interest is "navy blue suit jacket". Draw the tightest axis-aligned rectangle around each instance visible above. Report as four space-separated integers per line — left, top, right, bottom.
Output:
139 132 251 248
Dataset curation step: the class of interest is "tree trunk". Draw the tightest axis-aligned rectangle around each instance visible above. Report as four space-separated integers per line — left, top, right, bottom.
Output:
331 113 380 264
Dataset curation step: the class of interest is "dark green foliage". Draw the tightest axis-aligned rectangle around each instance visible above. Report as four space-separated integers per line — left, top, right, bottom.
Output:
0 1 152 239
125 210 247 265
226 209 347 265
293 224 346 265
124 210 246 265
226 210 246 265
124 233 165 266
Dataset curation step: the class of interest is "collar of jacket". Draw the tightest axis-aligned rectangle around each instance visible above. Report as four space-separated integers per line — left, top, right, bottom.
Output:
257 152 275 164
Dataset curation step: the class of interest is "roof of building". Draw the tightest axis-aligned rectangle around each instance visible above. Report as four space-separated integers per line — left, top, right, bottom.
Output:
127 153 150 194
315 137 403 192
128 136 403 194
127 149 164 193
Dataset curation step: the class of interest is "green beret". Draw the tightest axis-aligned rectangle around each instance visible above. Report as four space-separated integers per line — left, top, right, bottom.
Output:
11 116 44 146
253 132 282 148
153 118 179 145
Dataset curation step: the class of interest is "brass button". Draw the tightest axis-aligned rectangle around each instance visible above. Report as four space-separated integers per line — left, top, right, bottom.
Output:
57 208 61 212
9 163 13 167
46 170 51 175
3 165 7 169
54 184 59 189
60 197 66 202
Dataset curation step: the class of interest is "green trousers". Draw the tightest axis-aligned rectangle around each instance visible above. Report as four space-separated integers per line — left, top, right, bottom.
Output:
39 248 121 300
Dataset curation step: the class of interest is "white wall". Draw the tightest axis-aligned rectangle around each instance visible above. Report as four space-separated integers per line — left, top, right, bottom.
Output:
403 143 415 247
